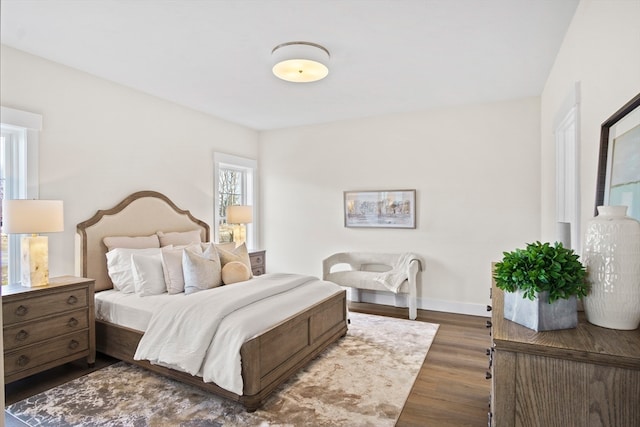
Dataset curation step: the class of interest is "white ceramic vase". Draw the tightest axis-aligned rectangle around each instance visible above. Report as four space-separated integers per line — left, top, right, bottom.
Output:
583 206 640 330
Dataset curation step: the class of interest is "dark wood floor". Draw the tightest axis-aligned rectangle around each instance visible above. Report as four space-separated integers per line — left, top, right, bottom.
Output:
5 302 491 426
349 303 491 427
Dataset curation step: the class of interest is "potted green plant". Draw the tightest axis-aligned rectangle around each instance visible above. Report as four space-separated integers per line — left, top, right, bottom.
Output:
493 241 588 331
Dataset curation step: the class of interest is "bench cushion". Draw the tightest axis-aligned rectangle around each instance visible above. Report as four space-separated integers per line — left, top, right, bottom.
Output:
325 271 409 293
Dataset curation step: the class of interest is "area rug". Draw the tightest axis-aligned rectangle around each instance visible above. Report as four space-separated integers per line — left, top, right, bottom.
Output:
6 312 438 427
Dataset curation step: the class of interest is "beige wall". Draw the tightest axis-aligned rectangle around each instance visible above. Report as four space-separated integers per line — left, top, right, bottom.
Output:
540 0 640 248
259 98 541 315
3 0 638 316
1 45 259 278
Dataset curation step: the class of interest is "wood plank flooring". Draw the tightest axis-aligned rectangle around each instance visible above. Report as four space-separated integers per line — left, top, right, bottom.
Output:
349 302 491 427
5 303 491 426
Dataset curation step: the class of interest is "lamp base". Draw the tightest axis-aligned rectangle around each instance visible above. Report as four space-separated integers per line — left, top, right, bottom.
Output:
20 235 50 287
232 224 247 246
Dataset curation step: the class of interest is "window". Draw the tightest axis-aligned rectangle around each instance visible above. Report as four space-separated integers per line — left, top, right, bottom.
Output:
213 152 257 248
554 83 580 252
1 106 42 285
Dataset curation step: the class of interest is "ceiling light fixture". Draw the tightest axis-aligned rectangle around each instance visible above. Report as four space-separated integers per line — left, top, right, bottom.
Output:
271 41 330 83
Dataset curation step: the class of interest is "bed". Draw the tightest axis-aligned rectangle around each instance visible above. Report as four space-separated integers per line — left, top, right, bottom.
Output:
76 190 348 411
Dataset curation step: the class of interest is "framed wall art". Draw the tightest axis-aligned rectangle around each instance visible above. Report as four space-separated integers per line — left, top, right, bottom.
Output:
595 92 640 221
344 189 416 228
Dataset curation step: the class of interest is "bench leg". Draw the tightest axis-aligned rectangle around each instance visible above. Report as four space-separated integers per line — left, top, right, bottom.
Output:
409 302 418 320
409 295 417 320
395 293 417 320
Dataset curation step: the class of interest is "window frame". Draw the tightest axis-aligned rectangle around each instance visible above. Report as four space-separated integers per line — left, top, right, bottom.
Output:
553 83 581 252
1 106 42 285
213 152 258 249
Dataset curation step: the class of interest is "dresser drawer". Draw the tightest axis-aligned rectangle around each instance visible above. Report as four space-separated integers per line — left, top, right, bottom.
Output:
3 288 88 325
4 330 89 377
3 309 89 351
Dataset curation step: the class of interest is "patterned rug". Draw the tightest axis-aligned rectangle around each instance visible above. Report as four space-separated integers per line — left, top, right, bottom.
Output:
6 312 438 427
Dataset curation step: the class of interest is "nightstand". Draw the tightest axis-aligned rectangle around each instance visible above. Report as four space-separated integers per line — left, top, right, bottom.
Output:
2 276 96 383
248 250 266 276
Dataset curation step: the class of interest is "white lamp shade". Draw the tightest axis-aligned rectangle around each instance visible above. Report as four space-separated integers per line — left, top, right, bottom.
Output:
2 199 64 234
226 205 253 224
272 41 330 83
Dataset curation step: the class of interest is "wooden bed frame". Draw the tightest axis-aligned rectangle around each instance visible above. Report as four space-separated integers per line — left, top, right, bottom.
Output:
76 190 348 411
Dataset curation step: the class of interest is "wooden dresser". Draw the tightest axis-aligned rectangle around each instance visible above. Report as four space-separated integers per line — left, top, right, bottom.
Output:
488 282 640 426
2 276 96 383
249 249 266 276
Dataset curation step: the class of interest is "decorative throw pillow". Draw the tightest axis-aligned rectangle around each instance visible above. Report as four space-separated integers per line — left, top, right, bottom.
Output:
103 234 160 251
221 261 251 285
157 229 202 247
210 242 236 252
199 242 235 257
182 248 222 295
200 242 222 260
106 247 162 293
131 253 167 296
216 242 252 277
160 244 202 294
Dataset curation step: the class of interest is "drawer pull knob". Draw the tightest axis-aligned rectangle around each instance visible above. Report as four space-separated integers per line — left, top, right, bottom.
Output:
15 305 28 316
486 305 492 311
16 329 29 341
67 295 78 305
486 320 492 328
17 355 30 367
485 371 492 380
67 317 79 328
68 340 80 350
486 348 491 356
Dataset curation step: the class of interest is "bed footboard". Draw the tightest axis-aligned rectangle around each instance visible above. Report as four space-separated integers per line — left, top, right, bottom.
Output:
240 290 348 410
95 290 347 411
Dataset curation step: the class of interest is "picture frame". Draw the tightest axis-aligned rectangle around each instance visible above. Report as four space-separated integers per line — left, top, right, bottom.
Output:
595 92 640 221
344 189 416 228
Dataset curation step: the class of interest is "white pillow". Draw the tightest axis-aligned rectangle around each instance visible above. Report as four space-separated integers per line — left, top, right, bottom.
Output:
106 247 162 293
182 249 222 295
103 234 160 251
132 253 167 296
161 244 202 294
157 229 202 247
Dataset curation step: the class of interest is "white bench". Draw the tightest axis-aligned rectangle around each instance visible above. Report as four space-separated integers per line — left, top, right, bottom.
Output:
322 252 422 320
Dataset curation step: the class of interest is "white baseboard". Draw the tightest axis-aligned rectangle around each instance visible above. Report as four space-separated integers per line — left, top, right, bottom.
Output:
349 289 491 318
419 298 491 317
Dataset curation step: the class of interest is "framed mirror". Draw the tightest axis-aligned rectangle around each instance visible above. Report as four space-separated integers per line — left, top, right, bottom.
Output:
595 93 640 221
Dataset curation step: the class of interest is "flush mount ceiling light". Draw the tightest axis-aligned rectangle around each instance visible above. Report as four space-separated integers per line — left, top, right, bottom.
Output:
271 41 330 83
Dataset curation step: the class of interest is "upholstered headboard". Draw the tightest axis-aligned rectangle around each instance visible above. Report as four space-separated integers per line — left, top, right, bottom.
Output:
76 191 210 291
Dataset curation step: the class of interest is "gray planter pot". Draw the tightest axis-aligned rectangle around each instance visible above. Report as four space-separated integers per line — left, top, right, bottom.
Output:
503 289 578 331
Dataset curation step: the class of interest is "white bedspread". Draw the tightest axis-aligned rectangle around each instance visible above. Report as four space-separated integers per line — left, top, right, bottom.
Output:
133 273 343 395
95 289 176 331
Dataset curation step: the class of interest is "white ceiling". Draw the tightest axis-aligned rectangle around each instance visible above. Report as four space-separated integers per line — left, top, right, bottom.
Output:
1 0 579 131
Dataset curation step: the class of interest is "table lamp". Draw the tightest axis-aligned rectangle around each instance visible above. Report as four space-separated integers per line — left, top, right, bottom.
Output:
2 199 64 287
226 205 252 246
